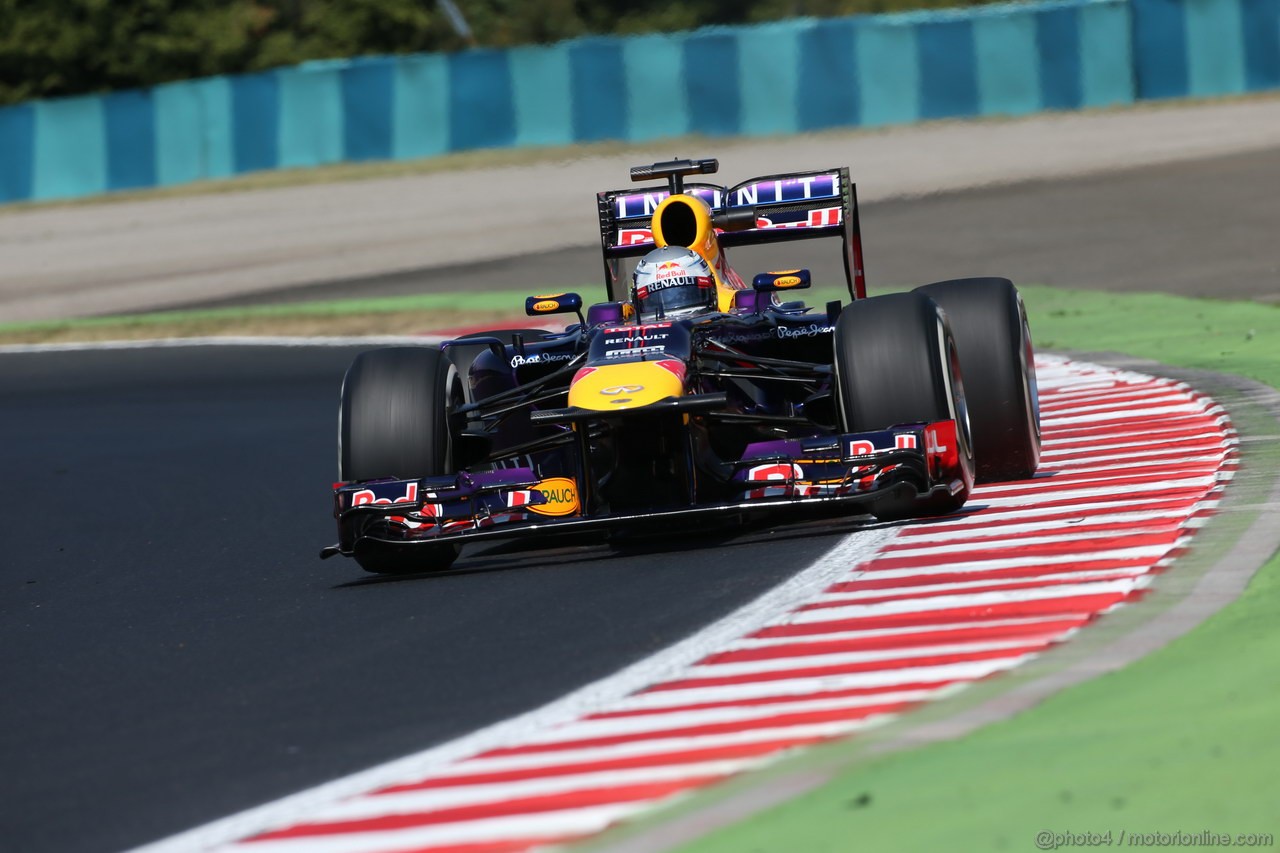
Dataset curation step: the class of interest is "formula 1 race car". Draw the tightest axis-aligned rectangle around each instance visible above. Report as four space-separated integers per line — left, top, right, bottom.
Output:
322 158 1040 574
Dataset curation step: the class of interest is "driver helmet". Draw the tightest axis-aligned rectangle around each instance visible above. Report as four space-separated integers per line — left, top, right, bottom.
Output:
631 246 717 322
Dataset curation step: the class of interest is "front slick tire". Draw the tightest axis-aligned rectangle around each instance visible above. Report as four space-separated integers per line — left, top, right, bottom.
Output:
339 346 461 575
914 277 1041 483
834 292 974 519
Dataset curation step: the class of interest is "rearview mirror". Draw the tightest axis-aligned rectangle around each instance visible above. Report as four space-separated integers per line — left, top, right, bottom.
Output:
525 292 583 316
752 269 811 292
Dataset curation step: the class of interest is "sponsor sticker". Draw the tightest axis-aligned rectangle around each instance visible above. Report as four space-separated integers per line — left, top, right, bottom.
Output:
745 462 805 500
510 352 574 368
351 482 418 507
776 323 834 339
755 206 843 231
528 477 580 517
746 462 804 482
606 345 666 358
730 174 839 207
848 439 876 457
636 274 712 302
619 228 654 246
614 187 723 219
604 323 671 334
715 329 775 345
605 332 669 345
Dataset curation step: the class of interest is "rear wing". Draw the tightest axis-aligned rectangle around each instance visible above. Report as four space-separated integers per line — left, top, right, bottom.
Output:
596 167 867 303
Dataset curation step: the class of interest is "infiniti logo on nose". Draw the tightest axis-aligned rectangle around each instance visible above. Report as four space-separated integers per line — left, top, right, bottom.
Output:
600 385 644 395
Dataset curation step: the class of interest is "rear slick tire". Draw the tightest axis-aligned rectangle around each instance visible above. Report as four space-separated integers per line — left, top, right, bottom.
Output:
914 277 1041 483
833 292 975 518
338 346 461 574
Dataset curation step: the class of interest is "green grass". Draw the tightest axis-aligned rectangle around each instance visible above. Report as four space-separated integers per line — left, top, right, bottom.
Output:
669 286 1280 852
0 290 538 343
0 285 857 344
1023 285 1279 389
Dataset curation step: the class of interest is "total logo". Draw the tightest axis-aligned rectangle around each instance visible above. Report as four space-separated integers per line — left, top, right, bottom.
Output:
528 477 580 517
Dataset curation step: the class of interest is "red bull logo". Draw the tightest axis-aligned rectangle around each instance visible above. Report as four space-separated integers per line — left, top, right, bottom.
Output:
654 261 689 280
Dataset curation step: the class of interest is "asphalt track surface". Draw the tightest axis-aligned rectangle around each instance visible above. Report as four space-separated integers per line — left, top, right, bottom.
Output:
0 346 861 853
187 144 1280 310
2 147 1276 853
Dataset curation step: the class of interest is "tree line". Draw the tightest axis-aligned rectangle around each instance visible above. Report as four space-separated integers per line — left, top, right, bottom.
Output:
0 0 995 106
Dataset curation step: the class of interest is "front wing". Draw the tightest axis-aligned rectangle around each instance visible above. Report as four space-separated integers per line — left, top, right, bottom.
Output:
321 420 967 560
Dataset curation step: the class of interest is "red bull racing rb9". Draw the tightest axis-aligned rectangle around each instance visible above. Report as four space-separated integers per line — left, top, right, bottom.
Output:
322 158 1041 574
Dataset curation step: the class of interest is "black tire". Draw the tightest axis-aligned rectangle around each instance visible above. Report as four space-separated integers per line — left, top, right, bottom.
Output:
914 278 1040 483
834 292 975 517
338 346 461 574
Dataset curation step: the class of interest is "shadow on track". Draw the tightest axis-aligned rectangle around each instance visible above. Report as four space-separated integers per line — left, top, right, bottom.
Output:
331 513 894 589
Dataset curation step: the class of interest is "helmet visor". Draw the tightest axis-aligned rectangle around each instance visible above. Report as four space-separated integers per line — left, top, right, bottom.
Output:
636 276 715 320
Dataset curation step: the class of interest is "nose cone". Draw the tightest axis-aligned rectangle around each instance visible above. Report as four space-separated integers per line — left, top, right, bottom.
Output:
568 361 685 411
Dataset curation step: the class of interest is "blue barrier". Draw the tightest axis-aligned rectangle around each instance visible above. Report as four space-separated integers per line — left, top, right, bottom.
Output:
797 19 861 130
34 96 107 201
856 18 923 125
1080 0 1135 106
1036 5 1084 110
0 104 34 202
342 58 395 162
510 45 574 147
571 39 628 142
392 54 449 160
153 77 235 186
0 0 1276 205
1243 0 1280 89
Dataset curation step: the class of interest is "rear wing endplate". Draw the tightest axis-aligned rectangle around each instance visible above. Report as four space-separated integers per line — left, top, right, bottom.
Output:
596 167 866 303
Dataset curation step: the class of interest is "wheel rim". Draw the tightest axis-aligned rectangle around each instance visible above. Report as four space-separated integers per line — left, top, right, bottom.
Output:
1018 296 1041 444
443 362 465 472
936 319 975 476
